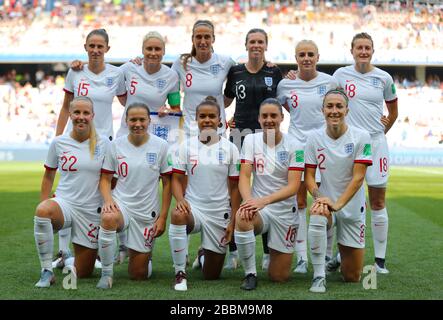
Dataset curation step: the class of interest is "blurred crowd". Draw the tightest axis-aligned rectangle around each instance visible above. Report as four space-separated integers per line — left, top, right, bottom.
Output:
1 68 442 148
1 1 443 63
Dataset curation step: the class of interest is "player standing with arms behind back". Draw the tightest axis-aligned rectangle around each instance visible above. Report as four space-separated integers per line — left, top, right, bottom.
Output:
305 89 372 293
333 33 398 274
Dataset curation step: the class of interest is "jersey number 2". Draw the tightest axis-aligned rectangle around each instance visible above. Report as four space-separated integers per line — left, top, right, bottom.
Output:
61 156 77 172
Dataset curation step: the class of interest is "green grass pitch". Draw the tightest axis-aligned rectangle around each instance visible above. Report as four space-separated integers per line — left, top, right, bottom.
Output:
0 162 442 300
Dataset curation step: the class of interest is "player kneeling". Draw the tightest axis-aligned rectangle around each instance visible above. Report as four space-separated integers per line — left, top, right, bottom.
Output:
305 88 372 293
169 97 241 291
34 97 109 287
234 99 304 290
96 103 172 289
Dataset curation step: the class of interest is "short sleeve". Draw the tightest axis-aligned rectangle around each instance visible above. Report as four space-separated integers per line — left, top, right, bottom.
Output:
304 134 318 168
383 74 397 103
276 80 287 105
240 134 254 164
101 142 116 174
172 142 187 174
228 143 240 179
160 142 173 175
354 131 373 166
289 142 305 171
63 69 74 94
44 139 59 170
223 66 235 99
116 69 127 97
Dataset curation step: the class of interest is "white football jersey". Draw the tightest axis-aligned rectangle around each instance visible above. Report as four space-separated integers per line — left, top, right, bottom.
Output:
333 66 397 135
116 63 180 137
171 53 235 135
305 126 372 218
173 136 240 212
64 64 127 140
102 134 171 221
241 132 304 214
45 134 109 210
277 72 338 144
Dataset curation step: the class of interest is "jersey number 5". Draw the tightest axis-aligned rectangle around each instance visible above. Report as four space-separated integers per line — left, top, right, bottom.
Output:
130 80 138 95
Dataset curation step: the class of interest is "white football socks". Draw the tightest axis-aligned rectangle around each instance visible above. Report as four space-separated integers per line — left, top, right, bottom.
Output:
169 224 188 274
58 227 71 253
295 208 308 262
34 216 54 271
371 208 388 259
308 215 327 279
118 229 127 247
326 225 335 259
98 227 116 277
234 229 256 276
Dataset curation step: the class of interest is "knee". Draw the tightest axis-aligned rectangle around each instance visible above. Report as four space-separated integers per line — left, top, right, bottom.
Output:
342 271 361 283
35 202 52 219
269 272 290 283
370 201 385 211
171 209 187 225
129 270 147 281
203 272 220 281
101 212 119 230
235 212 253 232
76 267 94 279
297 198 307 210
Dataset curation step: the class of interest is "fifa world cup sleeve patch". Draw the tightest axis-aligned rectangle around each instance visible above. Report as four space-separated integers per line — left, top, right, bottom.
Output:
363 144 372 156
391 84 396 95
167 154 173 166
295 150 304 163
167 91 181 106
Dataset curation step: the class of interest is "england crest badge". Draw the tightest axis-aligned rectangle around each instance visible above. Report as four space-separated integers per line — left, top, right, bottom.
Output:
264 77 273 87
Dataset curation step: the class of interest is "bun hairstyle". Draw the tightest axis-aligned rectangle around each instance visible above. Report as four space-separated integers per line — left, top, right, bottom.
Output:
181 20 215 71
322 87 349 107
195 95 220 117
259 98 283 115
86 28 109 45
69 96 98 159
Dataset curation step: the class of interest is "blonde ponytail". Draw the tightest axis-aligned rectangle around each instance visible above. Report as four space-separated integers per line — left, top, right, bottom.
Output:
89 121 98 159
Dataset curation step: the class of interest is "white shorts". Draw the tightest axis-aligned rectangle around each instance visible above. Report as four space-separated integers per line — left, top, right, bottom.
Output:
52 198 101 250
189 204 231 255
334 206 366 249
117 201 156 254
257 207 298 254
365 133 389 188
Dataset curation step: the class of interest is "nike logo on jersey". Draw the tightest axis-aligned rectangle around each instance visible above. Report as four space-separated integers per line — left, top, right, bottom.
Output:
311 246 320 251
345 79 353 82
236 80 243 84
317 148 325 152
62 151 70 154
296 240 304 243
38 241 47 246
117 156 126 160
174 248 185 253
374 224 385 227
